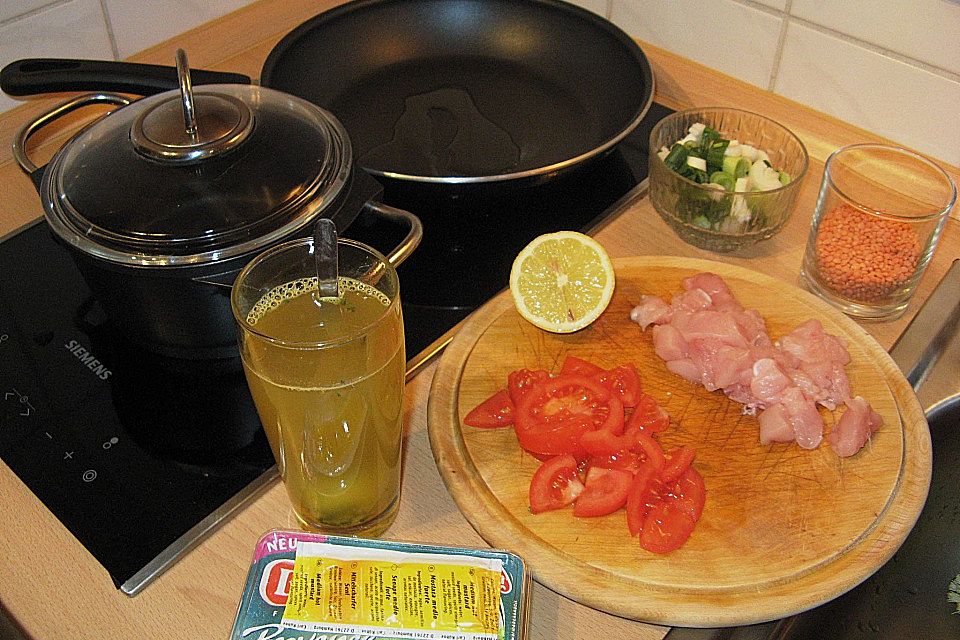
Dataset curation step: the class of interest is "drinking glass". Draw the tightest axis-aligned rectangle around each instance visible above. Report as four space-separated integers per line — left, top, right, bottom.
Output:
231 236 405 537
801 144 956 319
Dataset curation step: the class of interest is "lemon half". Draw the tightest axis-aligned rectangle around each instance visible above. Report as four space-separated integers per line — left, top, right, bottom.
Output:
509 231 615 333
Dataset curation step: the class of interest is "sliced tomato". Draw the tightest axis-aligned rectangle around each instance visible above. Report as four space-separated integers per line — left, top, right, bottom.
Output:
463 389 515 428
507 368 550 405
514 375 615 458
625 465 658 536
529 454 584 514
627 393 670 433
573 467 633 517
594 364 642 408
626 428 666 472
667 467 706 521
580 428 632 457
660 447 697 484
559 355 603 378
639 500 698 554
599 393 625 435
586 449 643 474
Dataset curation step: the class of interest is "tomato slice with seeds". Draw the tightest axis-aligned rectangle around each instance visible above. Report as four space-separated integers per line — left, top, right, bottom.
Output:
573 467 633 517
625 465 658 536
586 449 643 474
529 454 585 514
637 467 706 552
639 500 698 554
661 447 697 484
463 389 515 428
668 467 706 521
626 428 666 472
559 355 603 378
594 364 642 408
627 393 670 433
514 375 617 457
580 428 632 457
507 368 551 405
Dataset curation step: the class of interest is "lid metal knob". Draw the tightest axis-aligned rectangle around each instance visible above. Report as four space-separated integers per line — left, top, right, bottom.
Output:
130 49 253 163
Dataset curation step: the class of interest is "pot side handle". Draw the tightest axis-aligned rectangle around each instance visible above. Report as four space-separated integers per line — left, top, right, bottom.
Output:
0 58 251 97
363 201 423 268
13 92 133 188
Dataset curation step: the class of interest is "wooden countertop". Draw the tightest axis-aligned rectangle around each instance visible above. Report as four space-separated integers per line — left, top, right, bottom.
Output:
1 1 957 638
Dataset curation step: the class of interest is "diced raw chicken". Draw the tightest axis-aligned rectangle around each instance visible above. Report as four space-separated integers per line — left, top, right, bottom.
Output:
629 295 672 329
780 387 824 449
779 319 850 366
666 358 702 385
829 396 883 457
652 324 688 361
749 358 792 405
628 272 878 456
758 403 795 444
682 272 743 312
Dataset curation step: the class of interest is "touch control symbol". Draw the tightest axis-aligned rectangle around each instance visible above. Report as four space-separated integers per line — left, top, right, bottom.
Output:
4 388 34 417
82 470 97 482
102 437 119 450
64 451 74 460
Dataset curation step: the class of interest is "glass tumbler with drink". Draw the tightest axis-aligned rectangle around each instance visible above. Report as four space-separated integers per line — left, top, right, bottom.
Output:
231 232 409 537
800 143 956 319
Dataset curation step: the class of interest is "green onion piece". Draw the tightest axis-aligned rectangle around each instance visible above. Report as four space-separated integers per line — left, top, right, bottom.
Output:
778 171 792 186
663 143 689 171
721 155 741 176
734 157 752 178
705 140 729 171
710 171 735 191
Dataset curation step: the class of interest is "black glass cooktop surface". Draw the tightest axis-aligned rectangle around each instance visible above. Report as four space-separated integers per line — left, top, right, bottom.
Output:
0 101 672 596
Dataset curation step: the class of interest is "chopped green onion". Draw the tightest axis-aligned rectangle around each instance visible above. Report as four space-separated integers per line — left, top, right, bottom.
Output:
709 171 735 191
663 143 689 171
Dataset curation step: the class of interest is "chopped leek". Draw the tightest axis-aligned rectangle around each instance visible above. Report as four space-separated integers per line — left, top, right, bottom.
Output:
658 121 793 232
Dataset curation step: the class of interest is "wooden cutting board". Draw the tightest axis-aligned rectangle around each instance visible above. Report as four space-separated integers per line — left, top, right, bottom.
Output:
427 256 930 627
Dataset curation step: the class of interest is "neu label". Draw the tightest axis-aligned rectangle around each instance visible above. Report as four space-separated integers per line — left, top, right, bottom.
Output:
259 559 295 606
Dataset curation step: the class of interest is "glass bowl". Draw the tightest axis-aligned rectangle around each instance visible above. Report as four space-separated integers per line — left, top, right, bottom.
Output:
649 107 809 253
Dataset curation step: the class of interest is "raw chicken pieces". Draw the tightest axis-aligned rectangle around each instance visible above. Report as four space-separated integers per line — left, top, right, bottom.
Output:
629 273 881 457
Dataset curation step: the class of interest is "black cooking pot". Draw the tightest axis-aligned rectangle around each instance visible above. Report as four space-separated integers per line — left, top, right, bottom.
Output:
13 52 421 359
1 0 654 193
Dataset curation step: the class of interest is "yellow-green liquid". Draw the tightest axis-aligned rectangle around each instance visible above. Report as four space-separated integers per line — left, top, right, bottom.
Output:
240 276 404 536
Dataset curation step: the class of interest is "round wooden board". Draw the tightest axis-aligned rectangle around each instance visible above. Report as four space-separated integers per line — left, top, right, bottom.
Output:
426 256 931 627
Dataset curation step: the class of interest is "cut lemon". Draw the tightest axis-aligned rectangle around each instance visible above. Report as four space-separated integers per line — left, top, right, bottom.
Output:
509 231 615 333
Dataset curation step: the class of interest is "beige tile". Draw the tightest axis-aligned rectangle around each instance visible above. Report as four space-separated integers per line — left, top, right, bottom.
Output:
0 0 51 24
567 0 610 17
776 22 960 166
611 0 783 89
791 0 960 75
0 0 113 114
104 0 254 59
753 0 787 10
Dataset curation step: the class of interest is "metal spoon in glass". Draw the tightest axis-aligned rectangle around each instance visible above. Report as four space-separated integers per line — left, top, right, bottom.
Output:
313 217 341 302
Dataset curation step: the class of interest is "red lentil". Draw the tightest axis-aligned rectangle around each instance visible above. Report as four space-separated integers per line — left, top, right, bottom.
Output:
814 203 921 303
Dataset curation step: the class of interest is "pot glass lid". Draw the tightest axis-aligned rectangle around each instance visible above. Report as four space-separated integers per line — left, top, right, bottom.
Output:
44 84 351 265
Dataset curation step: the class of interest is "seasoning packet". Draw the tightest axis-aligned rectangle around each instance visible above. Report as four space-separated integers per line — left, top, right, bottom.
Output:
229 530 530 640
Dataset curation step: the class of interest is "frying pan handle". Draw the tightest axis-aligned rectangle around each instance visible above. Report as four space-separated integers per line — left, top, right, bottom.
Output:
14 92 133 186
0 58 251 97
362 202 423 267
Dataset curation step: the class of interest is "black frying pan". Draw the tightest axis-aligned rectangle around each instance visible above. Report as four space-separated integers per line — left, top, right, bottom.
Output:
1 0 653 187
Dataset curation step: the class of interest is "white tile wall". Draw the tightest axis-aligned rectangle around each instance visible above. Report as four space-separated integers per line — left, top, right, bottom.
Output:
0 0 957 167
0 0 114 114
610 0 784 89
102 0 254 59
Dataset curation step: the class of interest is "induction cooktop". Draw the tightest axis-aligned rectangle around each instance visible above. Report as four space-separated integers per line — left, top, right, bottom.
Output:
0 101 672 596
